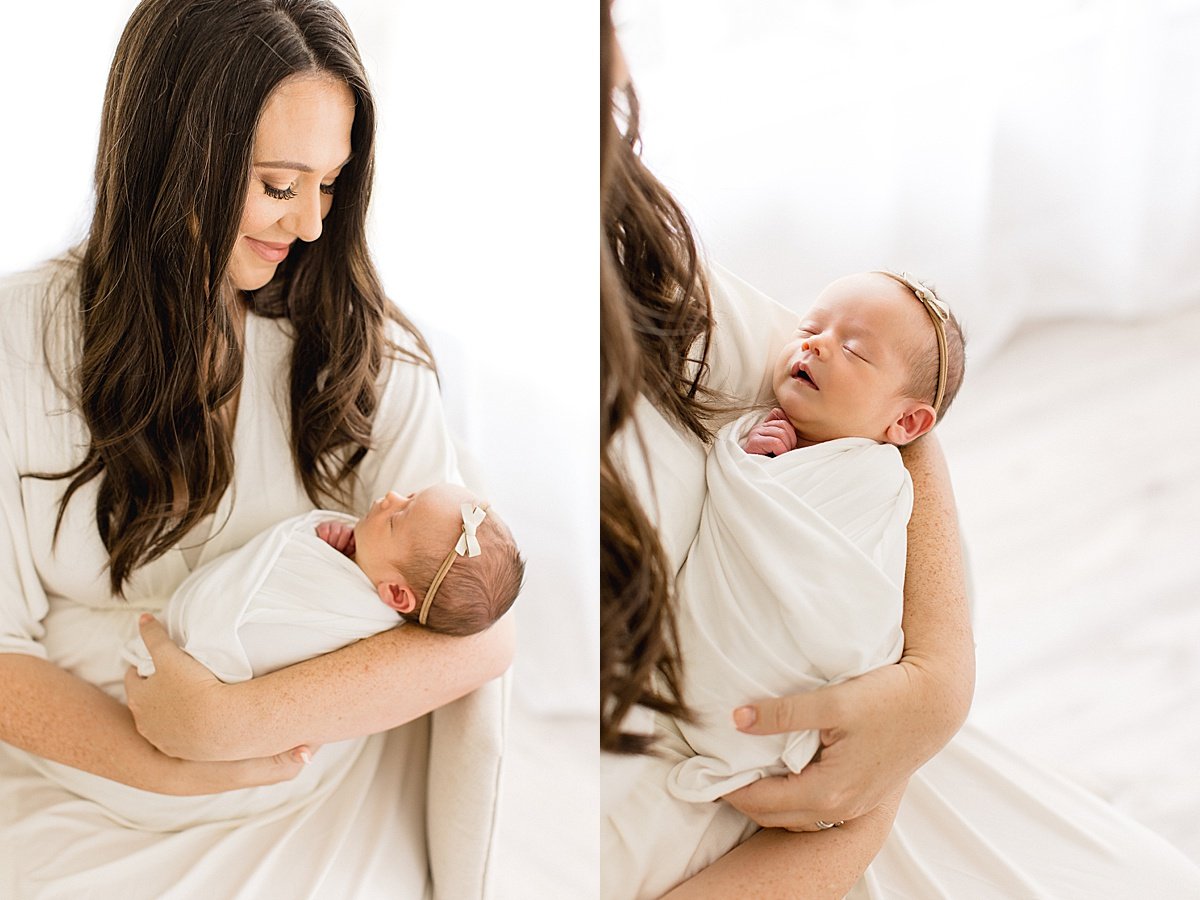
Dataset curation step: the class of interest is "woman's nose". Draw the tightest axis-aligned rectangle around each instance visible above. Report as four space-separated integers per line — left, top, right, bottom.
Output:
283 189 325 243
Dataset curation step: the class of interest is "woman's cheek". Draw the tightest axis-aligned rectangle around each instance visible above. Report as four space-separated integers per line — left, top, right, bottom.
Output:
238 195 276 238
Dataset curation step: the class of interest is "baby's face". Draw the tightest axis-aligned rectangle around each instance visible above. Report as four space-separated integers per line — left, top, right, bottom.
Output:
354 482 480 582
772 273 929 443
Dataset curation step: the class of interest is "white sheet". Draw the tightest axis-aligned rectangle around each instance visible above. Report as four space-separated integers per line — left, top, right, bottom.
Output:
668 414 907 802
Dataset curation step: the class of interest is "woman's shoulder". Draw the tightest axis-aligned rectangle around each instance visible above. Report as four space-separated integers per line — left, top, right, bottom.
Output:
702 263 798 403
0 257 80 372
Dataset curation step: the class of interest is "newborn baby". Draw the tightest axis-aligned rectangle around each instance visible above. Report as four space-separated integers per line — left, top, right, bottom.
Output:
127 482 525 683
668 271 965 802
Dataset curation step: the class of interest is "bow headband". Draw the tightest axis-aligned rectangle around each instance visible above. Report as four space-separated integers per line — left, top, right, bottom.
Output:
877 270 950 413
418 502 489 625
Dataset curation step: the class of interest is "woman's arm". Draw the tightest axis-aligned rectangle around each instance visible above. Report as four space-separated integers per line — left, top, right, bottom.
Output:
0 652 310 793
723 434 973 826
126 612 515 760
664 785 905 899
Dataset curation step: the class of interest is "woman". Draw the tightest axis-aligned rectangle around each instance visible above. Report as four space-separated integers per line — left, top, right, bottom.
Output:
0 1 511 896
600 2 1200 897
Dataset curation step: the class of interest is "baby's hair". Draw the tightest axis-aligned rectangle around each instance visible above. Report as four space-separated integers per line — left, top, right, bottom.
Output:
401 516 525 636
893 276 967 425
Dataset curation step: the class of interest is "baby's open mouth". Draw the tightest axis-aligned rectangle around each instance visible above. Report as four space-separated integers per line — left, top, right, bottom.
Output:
791 362 818 389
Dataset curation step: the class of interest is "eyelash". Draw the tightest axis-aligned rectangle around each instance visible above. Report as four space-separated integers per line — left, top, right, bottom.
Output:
262 181 337 200
845 345 868 362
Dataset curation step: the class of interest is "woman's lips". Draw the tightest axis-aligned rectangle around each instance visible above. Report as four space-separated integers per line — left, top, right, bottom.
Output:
245 236 292 263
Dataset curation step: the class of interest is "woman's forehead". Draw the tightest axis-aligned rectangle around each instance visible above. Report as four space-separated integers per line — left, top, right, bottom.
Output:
254 76 355 171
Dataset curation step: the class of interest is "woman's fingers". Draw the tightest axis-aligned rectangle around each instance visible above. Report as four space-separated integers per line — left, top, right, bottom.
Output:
733 684 839 735
136 614 173 662
727 667 923 829
125 616 228 759
723 768 828 827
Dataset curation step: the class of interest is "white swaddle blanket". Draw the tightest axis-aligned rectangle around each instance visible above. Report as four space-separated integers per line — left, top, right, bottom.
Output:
668 412 912 802
126 510 400 682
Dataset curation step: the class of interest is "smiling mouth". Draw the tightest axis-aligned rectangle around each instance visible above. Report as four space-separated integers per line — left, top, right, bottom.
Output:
791 362 819 389
245 237 291 264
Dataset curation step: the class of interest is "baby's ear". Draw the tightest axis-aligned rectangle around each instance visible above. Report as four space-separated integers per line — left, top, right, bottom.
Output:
377 579 417 614
885 402 937 446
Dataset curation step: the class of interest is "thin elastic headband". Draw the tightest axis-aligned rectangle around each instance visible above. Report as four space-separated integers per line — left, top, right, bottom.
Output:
418 502 488 625
877 270 950 413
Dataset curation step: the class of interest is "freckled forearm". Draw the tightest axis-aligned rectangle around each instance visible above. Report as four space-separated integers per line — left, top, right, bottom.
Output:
899 435 974 729
214 614 515 757
0 653 175 789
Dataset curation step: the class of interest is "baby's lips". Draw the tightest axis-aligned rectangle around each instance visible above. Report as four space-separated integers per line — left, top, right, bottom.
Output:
790 359 819 389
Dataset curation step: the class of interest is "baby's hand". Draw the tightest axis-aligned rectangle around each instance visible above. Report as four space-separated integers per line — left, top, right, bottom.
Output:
315 520 357 557
744 408 798 457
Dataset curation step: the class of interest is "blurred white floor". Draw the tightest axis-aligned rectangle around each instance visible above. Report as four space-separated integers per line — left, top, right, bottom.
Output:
937 301 1200 865
492 697 596 900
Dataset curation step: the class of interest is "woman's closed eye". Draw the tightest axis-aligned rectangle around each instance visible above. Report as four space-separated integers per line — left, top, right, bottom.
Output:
263 181 298 200
261 180 337 200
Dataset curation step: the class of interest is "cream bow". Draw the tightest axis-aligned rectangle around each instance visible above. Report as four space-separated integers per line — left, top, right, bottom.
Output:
454 503 488 557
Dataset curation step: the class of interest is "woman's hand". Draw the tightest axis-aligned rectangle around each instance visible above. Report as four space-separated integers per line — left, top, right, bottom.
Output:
124 614 233 761
150 744 315 796
723 660 953 830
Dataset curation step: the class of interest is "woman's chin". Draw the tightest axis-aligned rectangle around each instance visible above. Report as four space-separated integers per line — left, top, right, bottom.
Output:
229 260 278 292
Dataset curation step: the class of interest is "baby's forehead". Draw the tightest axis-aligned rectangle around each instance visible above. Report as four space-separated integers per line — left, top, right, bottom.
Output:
805 278 927 330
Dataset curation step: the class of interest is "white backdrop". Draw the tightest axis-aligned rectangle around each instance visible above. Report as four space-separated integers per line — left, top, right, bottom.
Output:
619 0 1200 362
0 1 595 715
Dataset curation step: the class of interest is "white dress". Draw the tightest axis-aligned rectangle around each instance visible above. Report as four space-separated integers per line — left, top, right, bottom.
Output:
0 261 499 899
600 265 1200 899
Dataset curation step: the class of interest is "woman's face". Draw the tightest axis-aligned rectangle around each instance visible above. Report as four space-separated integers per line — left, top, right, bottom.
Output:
229 74 356 292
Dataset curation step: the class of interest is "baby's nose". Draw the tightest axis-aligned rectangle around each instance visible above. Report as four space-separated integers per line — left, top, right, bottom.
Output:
801 339 820 356
379 490 404 509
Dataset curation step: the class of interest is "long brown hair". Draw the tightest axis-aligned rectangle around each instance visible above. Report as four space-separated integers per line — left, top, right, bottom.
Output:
600 0 723 753
46 0 432 594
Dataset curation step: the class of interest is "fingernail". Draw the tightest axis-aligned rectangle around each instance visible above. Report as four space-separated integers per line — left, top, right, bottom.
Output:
139 613 153 625
733 706 757 729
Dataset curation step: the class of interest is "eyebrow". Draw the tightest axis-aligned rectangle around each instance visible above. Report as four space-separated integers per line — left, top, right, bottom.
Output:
253 152 355 173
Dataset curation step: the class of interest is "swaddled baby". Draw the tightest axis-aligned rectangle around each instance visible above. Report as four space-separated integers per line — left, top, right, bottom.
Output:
127 481 525 683
668 271 965 802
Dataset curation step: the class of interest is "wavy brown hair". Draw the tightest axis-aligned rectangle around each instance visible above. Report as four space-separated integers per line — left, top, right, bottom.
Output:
600 0 725 753
45 0 432 594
